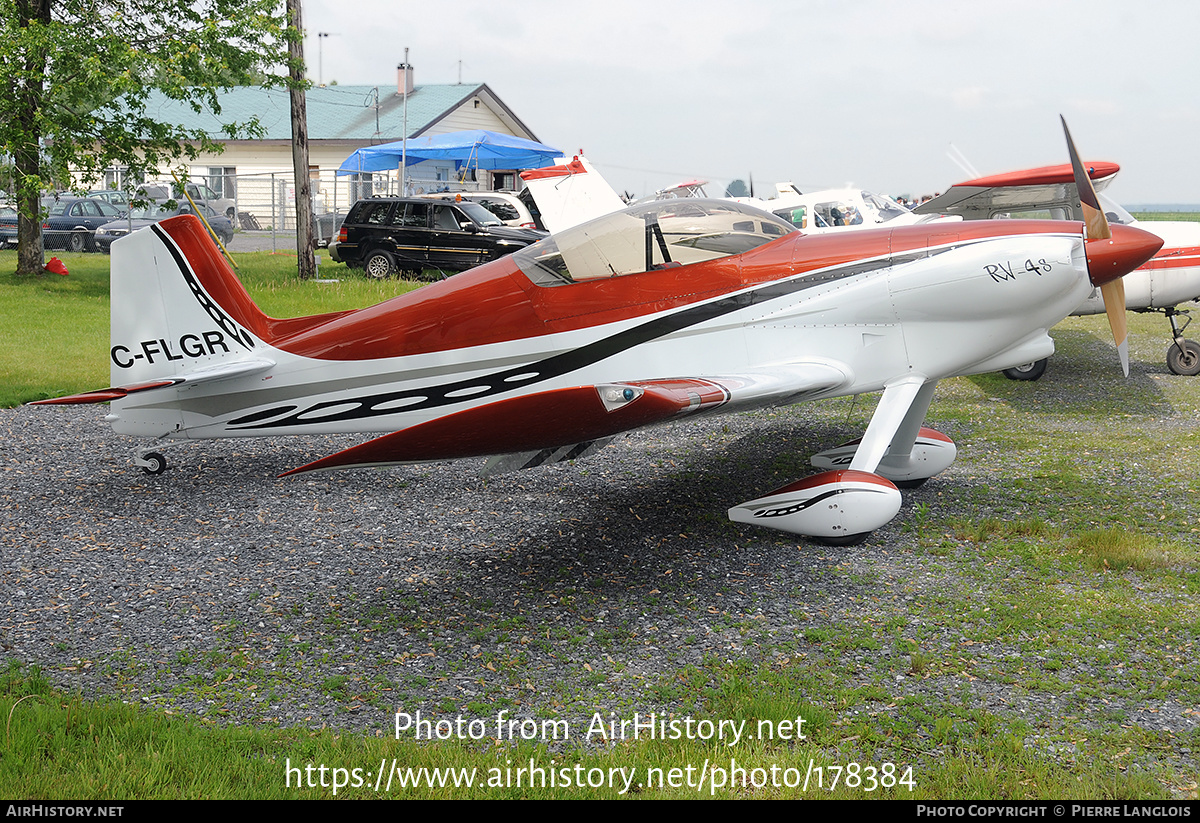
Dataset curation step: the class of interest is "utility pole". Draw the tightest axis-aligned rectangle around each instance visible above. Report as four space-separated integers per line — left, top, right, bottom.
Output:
317 32 328 86
316 32 339 86
287 0 315 278
401 47 409 197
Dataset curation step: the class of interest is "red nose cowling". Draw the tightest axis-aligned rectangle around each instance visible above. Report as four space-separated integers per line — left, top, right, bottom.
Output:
1085 224 1164 287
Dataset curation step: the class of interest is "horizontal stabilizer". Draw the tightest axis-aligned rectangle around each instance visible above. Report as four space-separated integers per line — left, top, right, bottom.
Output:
519 156 628 233
915 161 1119 219
30 358 274 406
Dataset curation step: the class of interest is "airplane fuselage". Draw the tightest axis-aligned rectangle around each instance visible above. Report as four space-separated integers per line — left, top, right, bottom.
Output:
106 214 1096 455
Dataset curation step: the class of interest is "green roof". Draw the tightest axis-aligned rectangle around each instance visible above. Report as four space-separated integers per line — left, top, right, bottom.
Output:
142 83 495 142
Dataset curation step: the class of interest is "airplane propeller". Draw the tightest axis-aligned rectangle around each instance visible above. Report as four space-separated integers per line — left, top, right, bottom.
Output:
1062 115 1129 376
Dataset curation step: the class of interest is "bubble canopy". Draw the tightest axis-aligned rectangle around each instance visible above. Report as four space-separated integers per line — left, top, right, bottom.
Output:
514 199 797 287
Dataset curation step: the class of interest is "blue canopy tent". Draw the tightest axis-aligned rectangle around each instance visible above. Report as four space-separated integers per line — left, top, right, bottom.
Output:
336 130 563 176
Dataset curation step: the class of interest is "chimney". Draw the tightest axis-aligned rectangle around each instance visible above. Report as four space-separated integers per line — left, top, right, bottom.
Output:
397 62 413 95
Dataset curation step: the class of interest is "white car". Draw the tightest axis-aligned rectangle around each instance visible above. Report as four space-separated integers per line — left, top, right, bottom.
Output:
143 181 236 220
420 191 537 229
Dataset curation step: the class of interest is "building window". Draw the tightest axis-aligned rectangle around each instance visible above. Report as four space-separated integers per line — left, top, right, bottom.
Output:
207 167 237 199
103 167 136 190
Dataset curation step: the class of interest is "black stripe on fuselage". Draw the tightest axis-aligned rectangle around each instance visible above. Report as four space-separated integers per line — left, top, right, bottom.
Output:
227 244 954 431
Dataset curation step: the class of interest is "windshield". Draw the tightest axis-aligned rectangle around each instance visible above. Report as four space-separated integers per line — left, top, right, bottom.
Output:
814 200 863 227
128 203 180 220
471 197 520 222
514 199 794 286
458 201 504 227
861 191 910 222
1097 193 1135 225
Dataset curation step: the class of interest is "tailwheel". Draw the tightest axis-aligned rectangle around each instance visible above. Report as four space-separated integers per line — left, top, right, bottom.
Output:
136 451 167 475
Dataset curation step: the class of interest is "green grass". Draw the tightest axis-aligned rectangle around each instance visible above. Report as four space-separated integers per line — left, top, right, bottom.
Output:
0 660 1175 799
1130 211 1200 222
0 249 421 407
1069 527 1192 572
0 252 110 406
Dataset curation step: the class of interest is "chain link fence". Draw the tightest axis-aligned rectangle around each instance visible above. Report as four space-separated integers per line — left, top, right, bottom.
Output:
0 167 518 253
190 167 507 248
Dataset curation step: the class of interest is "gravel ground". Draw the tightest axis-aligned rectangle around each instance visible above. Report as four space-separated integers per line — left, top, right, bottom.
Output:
1 387 1196 779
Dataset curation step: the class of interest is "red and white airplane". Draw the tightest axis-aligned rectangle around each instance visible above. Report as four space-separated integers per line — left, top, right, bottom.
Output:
33 123 1162 544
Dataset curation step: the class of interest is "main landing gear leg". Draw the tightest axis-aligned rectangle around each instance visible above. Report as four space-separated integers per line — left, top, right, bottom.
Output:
729 377 956 544
1164 307 1200 376
809 379 956 487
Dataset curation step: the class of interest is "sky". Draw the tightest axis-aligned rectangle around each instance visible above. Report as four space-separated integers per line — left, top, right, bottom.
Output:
300 0 1200 205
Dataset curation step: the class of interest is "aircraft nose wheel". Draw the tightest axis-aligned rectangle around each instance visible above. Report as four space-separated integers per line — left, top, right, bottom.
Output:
1002 358 1048 381
136 451 167 475
1167 339 1200 376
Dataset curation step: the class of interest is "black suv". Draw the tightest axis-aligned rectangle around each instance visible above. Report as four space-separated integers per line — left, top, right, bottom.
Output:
330 197 545 278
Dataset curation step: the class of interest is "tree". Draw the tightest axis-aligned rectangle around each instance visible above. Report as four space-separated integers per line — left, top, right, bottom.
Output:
725 179 750 198
0 0 288 275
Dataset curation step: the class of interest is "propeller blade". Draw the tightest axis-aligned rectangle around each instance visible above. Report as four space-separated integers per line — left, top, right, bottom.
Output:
1062 115 1110 241
1064 115 1130 373
1100 279 1129 377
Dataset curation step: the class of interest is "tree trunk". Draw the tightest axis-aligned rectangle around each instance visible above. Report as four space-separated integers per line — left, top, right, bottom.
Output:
14 0 51 276
287 0 315 279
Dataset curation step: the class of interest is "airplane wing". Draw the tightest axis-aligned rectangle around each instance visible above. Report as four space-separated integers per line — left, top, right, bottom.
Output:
913 161 1119 220
283 362 850 475
31 358 275 405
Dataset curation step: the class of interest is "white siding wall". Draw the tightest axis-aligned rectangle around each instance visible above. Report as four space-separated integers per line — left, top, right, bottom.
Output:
95 96 538 230
425 100 513 135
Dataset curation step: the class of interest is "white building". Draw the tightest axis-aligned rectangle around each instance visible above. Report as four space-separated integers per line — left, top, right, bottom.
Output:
113 65 550 228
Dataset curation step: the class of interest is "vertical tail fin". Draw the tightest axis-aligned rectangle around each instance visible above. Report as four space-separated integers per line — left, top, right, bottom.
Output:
110 215 271 386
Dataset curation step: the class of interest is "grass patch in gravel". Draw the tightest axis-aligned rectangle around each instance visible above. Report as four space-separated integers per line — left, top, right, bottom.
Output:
1070 528 1195 572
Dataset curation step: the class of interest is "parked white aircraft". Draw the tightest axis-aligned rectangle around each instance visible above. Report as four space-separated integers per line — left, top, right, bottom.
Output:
520 158 953 236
